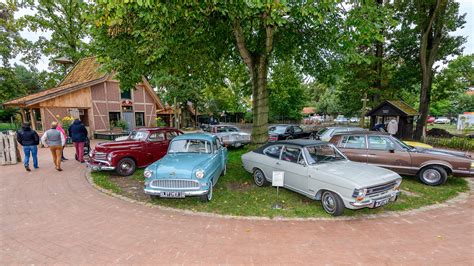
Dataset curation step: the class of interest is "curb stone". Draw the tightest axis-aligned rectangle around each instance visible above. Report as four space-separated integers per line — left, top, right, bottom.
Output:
85 168 473 221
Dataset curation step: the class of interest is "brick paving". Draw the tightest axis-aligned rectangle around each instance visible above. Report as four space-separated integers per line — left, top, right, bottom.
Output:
1 142 474 264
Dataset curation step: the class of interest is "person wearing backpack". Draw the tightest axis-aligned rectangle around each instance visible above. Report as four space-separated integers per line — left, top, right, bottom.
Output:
16 122 40 172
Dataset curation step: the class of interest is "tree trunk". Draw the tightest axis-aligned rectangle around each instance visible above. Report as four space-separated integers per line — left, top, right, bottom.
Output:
232 18 273 144
414 70 433 140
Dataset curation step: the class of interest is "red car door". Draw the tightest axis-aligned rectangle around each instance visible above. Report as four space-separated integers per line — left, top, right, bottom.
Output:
145 131 167 163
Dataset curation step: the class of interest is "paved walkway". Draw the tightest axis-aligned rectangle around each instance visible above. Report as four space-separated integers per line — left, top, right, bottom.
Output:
1 143 473 264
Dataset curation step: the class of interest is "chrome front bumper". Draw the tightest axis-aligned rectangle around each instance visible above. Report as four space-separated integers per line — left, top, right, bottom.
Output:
86 161 115 171
144 188 208 196
349 190 400 209
223 139 251 147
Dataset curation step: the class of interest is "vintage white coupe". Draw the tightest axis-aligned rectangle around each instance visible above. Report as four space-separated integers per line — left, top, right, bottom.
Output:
241 139 402 216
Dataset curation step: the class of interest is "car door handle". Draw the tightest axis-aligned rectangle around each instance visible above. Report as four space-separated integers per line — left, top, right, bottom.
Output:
276 162 280 165
369 153 377 156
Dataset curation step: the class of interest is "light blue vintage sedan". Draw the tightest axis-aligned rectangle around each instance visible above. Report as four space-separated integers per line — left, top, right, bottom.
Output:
143 133 227 202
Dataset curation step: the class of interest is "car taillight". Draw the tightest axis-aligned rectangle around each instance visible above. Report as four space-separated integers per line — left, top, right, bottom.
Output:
269 135 278 141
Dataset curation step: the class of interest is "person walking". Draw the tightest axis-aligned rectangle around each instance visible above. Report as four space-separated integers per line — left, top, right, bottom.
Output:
56 122 68 161
41 121 66 171
16 122 40 171
68 119 88 163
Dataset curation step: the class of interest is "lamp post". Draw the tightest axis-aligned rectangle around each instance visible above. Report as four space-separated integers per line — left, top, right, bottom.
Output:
54 56 74 76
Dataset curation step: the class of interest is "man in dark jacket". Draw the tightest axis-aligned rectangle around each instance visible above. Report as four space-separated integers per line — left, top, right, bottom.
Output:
16 122 40 171
68 119 88 163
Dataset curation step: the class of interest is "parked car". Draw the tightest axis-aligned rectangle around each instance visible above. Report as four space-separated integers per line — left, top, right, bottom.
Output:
330 131 474 186
88 127 183 176
268 124 314 141
241 139 402 216
349 117 360 123
427 116 436 123
209 125 251 147
334 115 348 124
315 126 366 142
434 117 450 124
143 133 227 202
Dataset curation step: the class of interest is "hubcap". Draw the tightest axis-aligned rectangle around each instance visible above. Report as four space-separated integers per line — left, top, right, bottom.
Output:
254 171 263 185
323 194 335 212
423 169 441 184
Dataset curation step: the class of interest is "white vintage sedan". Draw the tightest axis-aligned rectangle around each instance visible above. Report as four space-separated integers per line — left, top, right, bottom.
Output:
241 139 402 216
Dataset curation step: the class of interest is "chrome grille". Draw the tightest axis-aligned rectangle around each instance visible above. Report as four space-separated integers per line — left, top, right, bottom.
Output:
94 152 107 161
150 179 200 189
366 180 398 196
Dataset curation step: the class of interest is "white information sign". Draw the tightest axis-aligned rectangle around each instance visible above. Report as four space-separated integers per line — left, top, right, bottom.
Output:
272 171 284 187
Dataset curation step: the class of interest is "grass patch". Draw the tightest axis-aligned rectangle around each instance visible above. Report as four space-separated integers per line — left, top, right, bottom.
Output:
92 171 122 194
91 146 469 218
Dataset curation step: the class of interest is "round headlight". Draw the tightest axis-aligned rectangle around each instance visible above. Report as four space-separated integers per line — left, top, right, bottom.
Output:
144 170 153 179
106 153 113 161
195 169 205 179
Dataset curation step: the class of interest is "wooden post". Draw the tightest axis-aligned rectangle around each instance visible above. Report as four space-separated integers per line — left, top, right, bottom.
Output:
29 109 36 130
20 108 27 123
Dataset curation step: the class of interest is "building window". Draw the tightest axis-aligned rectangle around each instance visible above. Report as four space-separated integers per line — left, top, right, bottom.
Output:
109 112 121 127
135 112 145 127
121 89 132 99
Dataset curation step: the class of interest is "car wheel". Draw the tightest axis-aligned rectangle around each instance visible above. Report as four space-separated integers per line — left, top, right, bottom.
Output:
200 180 213 202
115 157 136 176
417 166 448 186
321 191 344 216
253 168 270 187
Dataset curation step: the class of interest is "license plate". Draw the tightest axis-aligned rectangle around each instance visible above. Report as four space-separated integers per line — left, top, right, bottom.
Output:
374 198 390 208
160 191 185 198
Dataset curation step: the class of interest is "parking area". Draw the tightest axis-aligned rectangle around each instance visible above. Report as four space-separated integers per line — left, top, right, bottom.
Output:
1 142 473 264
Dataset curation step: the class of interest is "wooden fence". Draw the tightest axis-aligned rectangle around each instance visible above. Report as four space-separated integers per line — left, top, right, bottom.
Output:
0 131 20 165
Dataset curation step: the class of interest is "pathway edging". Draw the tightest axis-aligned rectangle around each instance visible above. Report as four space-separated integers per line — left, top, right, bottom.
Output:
85 168 473 221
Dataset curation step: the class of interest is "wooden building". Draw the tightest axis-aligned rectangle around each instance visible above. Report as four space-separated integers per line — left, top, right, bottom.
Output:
3 57 163 135
366 100 418 139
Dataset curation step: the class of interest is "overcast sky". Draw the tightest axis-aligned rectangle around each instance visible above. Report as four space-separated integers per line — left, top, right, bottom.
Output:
11 0 474 72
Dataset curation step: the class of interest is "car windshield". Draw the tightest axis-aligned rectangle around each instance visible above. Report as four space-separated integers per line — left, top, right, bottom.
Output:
168 139 211 154
393 137 414 150
269 126 287 134
305 144 346 164
130 131 148 141
317 128 329 135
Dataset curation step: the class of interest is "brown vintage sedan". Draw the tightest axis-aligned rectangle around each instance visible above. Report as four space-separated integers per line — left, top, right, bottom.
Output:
329 131 474 186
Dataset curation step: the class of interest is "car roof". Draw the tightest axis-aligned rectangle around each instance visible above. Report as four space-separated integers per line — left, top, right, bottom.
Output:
322 126 364 130
173 133 216 141
253 139 329 154
136 127 179 132
333 130 390 136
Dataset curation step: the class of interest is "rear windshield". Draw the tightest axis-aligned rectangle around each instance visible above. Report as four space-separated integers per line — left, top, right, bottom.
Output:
269 126 287 134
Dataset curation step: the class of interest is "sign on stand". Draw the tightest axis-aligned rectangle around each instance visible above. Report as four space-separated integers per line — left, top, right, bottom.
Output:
272 171 284 209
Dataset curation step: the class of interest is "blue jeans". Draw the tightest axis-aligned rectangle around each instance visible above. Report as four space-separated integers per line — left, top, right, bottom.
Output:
23 145 38 168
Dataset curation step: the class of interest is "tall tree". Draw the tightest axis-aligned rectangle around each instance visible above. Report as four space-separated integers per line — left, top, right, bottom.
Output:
396 0 466 140
92 1 369 143
18 0 92 70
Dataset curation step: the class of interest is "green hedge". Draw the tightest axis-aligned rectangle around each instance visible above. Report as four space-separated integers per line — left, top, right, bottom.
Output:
422 136 474 152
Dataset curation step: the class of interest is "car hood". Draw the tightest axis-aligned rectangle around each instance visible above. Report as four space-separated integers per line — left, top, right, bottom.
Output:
150 153 211 179
94 140 142 152
310 160 401 188
414 147 471 159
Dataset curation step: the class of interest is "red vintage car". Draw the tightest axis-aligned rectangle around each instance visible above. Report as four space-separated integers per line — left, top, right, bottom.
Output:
87 127 183 176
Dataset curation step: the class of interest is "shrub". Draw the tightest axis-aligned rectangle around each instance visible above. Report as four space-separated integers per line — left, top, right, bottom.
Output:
422 136 474 151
